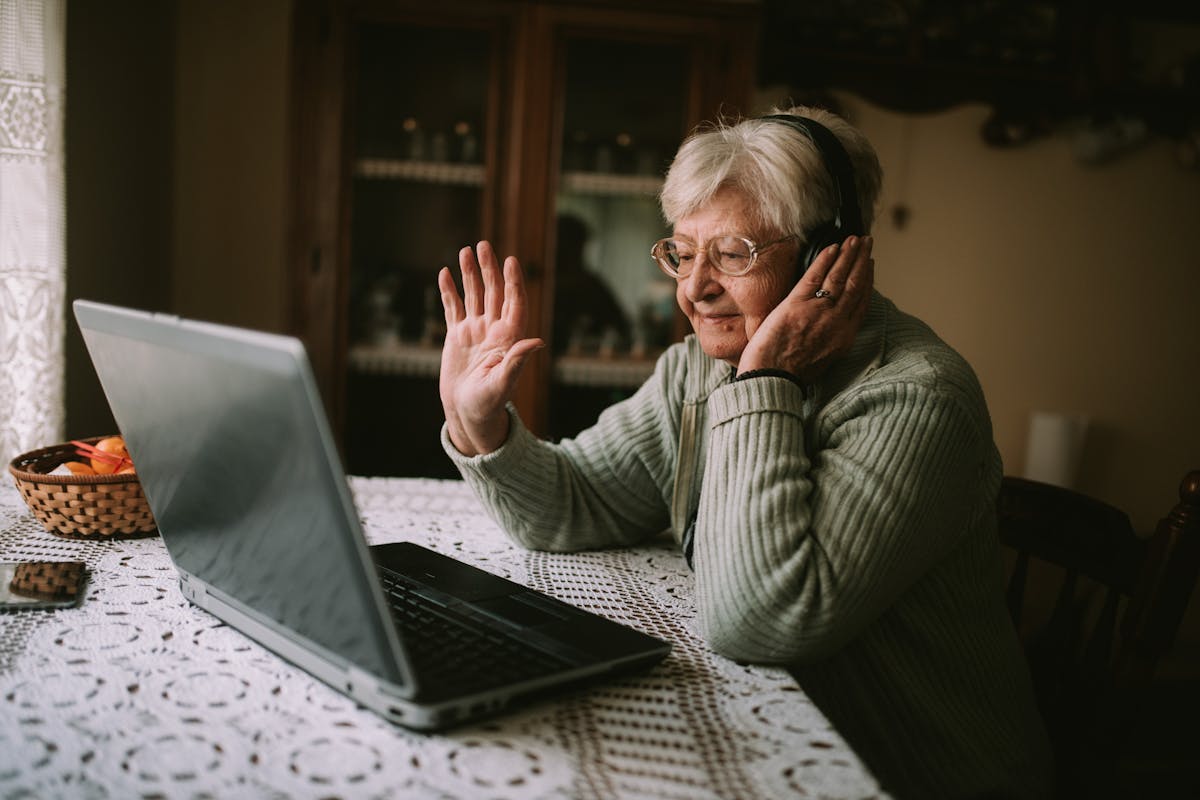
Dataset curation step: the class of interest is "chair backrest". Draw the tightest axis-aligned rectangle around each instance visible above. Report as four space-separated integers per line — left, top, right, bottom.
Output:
997 470 1200 788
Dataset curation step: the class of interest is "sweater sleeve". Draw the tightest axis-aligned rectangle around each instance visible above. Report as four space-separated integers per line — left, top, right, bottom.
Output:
694 372 992 665
441 348 686 552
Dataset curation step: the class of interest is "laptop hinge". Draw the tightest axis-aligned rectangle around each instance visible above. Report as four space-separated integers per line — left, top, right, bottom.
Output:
179 573 207 604
345 664 385 706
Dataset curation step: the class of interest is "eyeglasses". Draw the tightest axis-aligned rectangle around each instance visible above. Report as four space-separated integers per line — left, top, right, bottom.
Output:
650 234 798 278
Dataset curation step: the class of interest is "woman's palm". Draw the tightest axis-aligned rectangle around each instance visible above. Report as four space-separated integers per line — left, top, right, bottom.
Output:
438 243 543 454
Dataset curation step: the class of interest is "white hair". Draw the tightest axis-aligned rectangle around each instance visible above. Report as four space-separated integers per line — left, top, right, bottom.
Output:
659 105 882 242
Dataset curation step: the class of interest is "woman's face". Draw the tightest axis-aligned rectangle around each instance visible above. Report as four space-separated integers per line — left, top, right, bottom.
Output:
672 187 798 365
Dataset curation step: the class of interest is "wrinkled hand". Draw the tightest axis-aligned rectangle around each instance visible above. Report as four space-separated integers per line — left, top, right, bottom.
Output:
738 235 875 383
439 241 544 456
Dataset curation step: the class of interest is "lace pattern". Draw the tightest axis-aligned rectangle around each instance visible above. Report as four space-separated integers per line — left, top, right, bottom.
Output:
0 477 886 799
0 0 67 462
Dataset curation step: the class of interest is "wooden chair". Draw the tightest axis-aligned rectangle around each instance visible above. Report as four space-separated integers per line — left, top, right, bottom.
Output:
997 469 1200 796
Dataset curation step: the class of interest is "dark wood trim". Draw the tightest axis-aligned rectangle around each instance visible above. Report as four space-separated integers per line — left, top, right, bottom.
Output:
287 0 350 438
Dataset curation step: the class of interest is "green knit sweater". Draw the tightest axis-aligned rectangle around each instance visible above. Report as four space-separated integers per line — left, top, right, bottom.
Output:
442 292 1054 799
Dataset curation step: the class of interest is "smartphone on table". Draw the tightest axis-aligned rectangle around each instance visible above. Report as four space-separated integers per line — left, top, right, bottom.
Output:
0 561 87 610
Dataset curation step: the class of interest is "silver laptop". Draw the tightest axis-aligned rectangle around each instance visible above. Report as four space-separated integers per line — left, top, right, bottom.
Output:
73 299 671 730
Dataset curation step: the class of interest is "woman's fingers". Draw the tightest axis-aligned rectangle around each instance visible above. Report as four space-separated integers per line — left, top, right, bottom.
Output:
796 235 872 300
845 255 875 319
495 337 545 387
501 256 527 326
478 241 504 320
819 235 871 300
438 266 463 325
459 245 484 317
459 241 519 321
797 242 839 294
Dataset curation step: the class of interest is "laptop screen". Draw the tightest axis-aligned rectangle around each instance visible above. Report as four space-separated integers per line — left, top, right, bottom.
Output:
74 301 406 685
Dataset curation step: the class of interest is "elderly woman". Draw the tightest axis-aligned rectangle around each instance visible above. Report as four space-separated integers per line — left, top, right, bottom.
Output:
436 107 1052 799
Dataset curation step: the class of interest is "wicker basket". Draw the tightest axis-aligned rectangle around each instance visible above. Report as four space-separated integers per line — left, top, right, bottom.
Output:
8 437 157 539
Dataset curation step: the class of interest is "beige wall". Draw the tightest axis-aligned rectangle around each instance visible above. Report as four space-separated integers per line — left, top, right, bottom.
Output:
755 89 1200 536
171 0 291 332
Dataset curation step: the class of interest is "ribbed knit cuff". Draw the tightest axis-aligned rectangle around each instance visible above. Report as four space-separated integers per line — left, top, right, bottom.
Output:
440 403 532 477
733 367 805 389
709 373 807 425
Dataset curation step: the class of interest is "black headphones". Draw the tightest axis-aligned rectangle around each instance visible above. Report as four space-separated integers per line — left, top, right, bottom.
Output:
757 114 864 272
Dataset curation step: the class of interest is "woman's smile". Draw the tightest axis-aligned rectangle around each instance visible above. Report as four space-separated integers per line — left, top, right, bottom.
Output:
696 309 739 325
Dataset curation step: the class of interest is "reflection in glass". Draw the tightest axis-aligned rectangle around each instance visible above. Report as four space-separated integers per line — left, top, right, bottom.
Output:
554 37 689 360
549 36 692 440
553 214 631 355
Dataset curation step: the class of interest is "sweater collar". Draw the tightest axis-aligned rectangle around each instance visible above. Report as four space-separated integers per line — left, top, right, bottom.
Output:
810 290 890 406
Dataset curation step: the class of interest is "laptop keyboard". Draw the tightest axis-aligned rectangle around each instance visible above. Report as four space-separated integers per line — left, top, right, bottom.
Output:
377 567 571 692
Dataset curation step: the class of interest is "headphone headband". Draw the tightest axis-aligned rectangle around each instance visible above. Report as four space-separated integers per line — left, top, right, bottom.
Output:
757 114 864 256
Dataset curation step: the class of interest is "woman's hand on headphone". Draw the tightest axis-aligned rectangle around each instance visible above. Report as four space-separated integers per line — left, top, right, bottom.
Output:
738 234 874 383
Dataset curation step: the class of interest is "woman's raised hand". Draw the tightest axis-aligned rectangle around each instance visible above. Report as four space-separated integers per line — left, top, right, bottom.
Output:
438 241 544 456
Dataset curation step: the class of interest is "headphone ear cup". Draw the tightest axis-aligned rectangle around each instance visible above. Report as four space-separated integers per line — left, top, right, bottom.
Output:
799 220 842 273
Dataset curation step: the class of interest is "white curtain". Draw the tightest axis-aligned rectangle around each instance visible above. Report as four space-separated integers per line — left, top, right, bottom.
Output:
0 0 65 462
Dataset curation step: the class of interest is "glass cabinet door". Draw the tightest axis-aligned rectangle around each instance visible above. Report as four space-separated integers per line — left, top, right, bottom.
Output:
343 19 500 477
546 35 690 440
289 1 757 474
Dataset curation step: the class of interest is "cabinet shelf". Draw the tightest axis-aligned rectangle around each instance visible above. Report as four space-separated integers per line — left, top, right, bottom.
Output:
348 342 442 378
353 157 664 198
560 171 664 197
354 158 486 185
348 342 658 390
552 354 658 389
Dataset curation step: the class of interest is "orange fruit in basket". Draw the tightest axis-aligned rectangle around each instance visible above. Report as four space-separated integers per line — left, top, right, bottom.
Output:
95 436 125 452
64 461 97 475
90 436 132 474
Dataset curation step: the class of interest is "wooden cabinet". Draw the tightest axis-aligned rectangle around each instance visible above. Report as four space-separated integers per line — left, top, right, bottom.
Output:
288 0 759 476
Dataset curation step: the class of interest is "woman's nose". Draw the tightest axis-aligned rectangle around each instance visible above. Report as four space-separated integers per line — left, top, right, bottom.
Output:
682 253 722 302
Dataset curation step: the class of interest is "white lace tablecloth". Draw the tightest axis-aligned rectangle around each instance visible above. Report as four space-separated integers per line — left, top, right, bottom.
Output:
0 477 886 799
